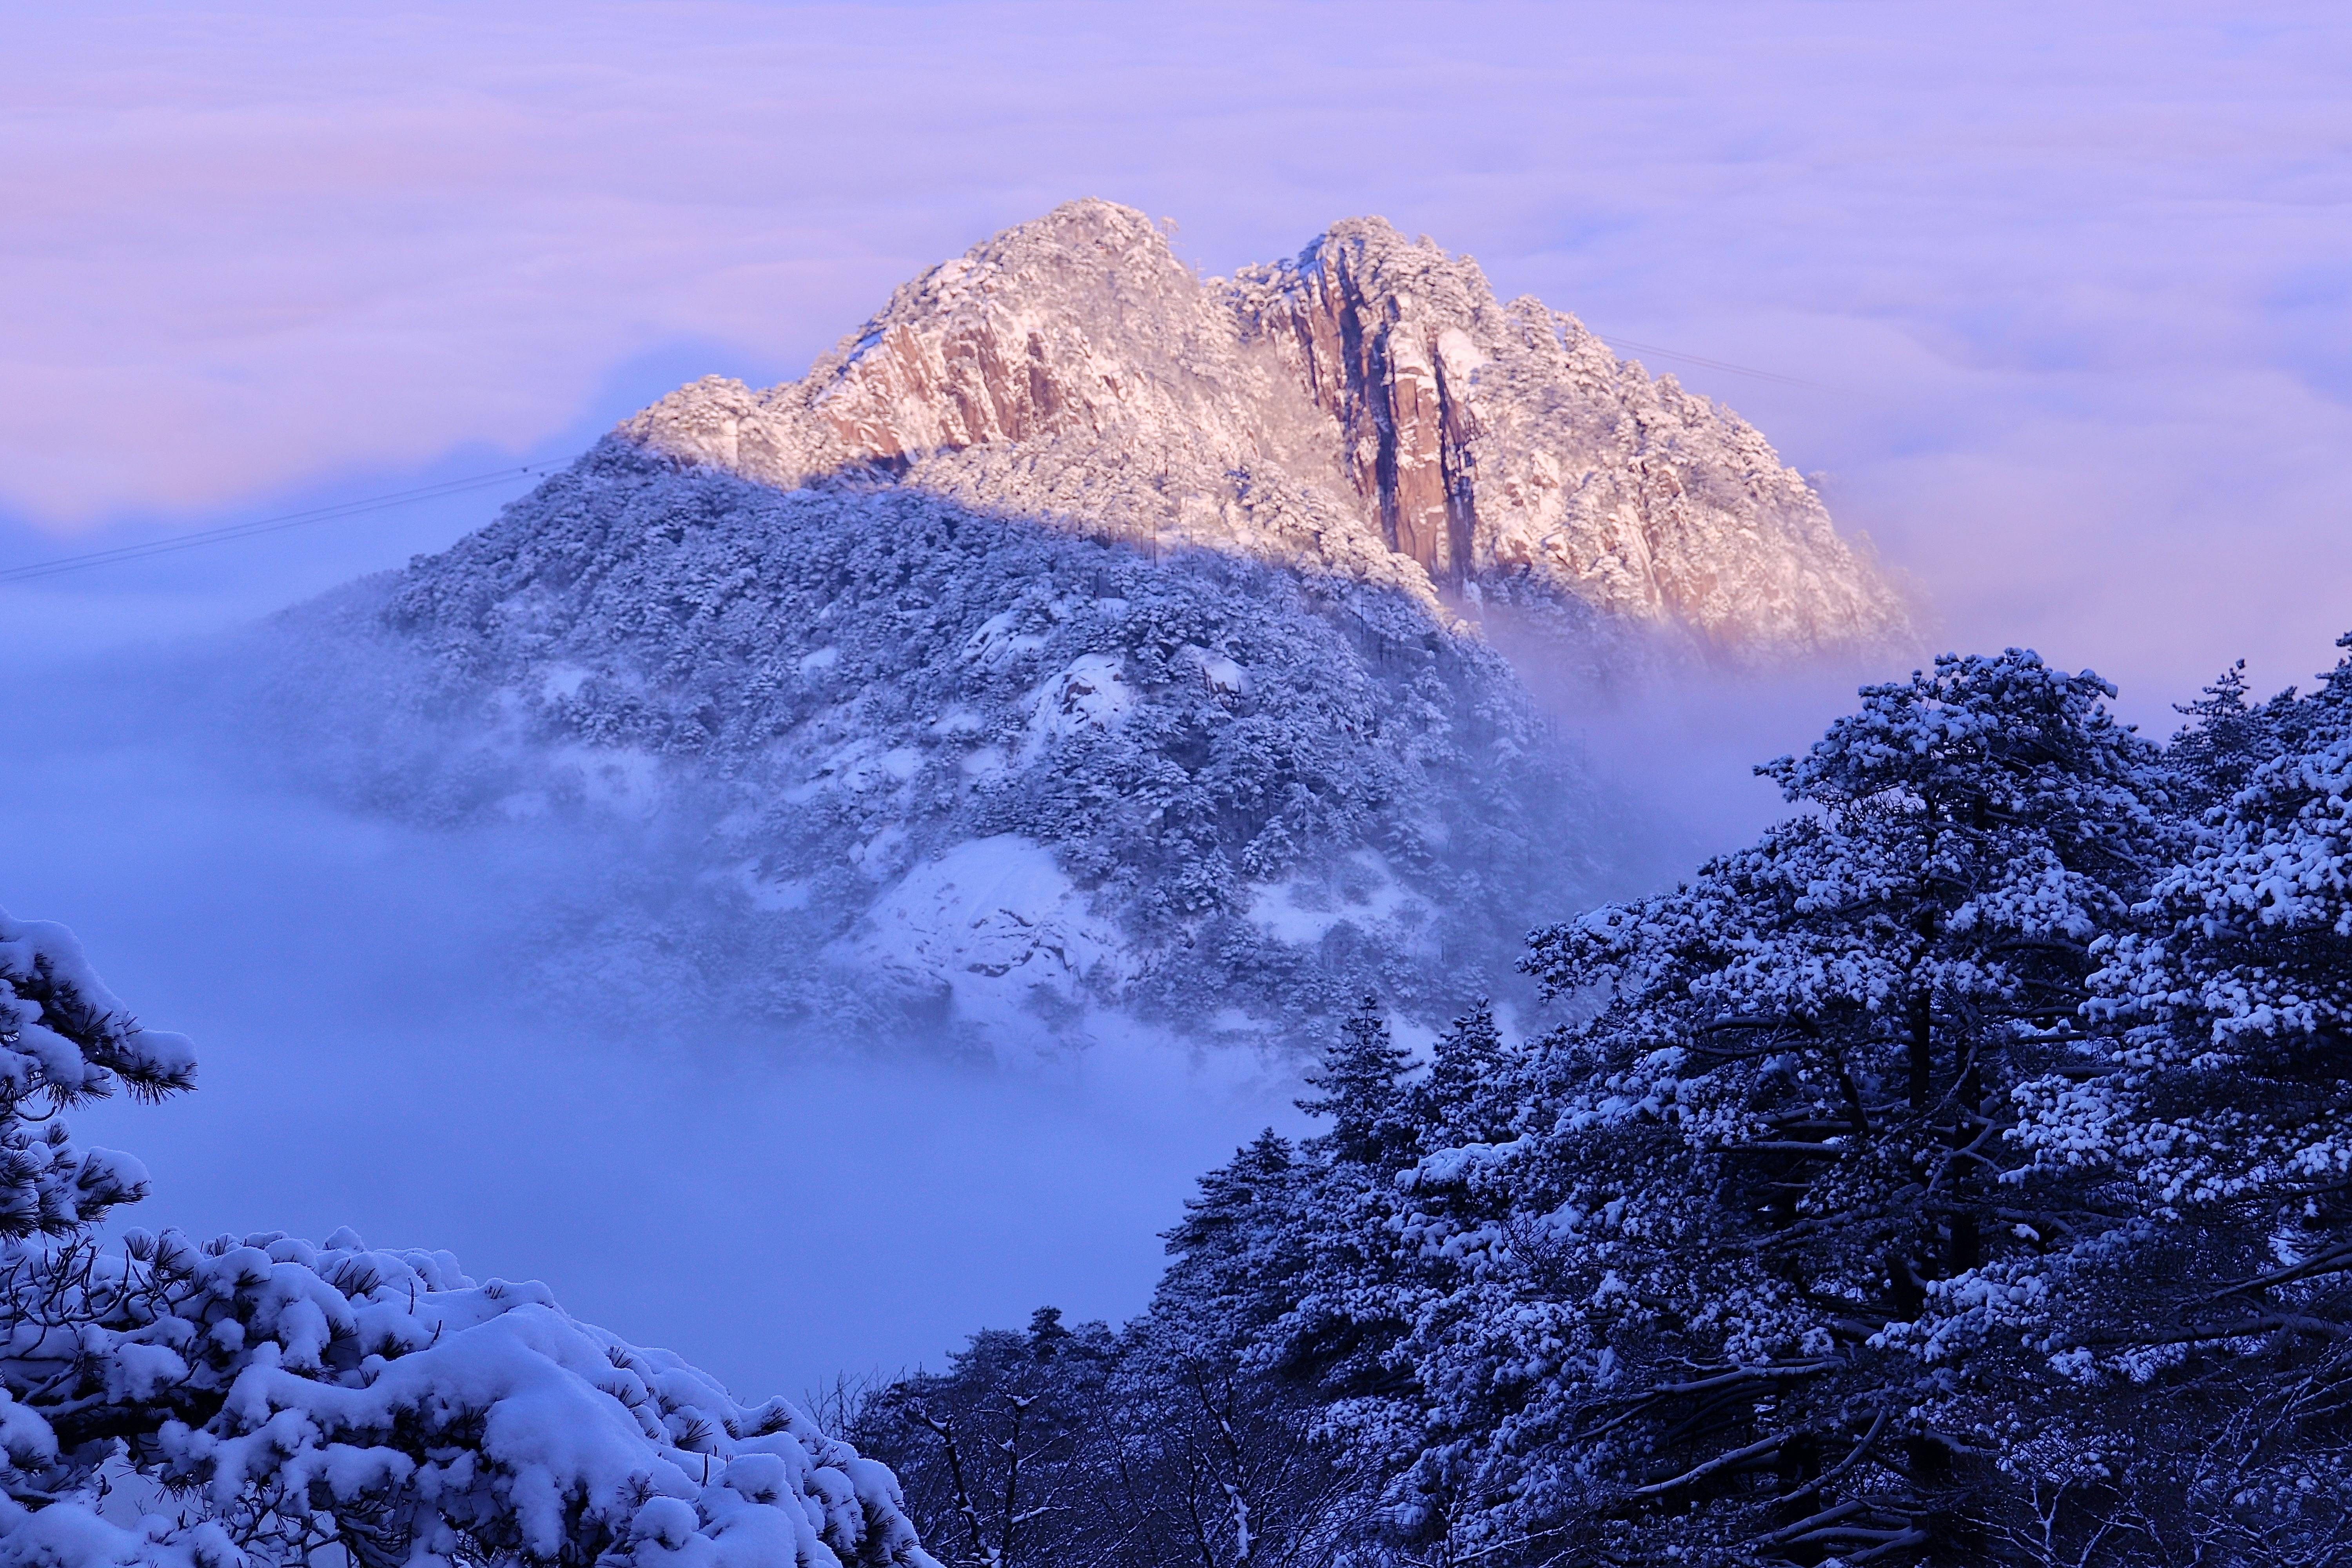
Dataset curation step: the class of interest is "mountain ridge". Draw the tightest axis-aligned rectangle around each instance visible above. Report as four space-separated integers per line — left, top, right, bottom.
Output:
623 199 1911 653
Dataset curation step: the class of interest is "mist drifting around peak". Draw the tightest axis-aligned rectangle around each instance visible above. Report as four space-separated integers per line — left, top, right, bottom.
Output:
0 515 1890 1404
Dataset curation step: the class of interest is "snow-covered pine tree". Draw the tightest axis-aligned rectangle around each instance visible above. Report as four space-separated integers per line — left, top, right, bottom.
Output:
1154 1130 1308 1360
0 908 934 1568
1413 1000 1517 1149
0 912 192 1240
1356 650 2171 1563
1294 1000 1416 1171
1960 635 2352 1563
2160 658 2305 813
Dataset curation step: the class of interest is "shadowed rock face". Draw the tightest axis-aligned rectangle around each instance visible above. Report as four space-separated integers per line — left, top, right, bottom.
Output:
623 199 1912 653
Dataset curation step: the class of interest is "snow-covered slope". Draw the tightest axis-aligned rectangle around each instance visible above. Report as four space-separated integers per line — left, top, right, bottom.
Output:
269 446 1590 1055
625 199 1911 652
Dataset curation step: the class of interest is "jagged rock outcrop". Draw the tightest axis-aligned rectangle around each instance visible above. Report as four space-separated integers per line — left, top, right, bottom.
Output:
623 200 1911 653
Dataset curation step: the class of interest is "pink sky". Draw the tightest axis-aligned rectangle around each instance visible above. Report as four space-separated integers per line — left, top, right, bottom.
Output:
7 1 2351 709
9 0 2352 1397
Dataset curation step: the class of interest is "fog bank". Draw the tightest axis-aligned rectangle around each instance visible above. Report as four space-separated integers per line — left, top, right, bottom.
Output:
6 697 1298 1400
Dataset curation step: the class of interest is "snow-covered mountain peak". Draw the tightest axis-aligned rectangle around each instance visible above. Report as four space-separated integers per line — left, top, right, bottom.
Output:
800 199 1243 461
249 202 1922 1057
624 199 1913 653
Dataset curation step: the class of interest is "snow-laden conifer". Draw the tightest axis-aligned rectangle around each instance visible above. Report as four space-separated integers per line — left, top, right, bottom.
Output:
0 910 934 1568
0 912 192 1240
1242 652 2176 1562
1937 642 2352 1561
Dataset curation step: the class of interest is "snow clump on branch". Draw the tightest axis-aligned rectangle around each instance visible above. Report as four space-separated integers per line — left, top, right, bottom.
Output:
0 908 936 1568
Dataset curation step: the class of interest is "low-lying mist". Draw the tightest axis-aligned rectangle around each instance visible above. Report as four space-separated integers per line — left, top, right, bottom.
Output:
4 585 1900 1407
9 662 1301 1401
1475 597 1923 891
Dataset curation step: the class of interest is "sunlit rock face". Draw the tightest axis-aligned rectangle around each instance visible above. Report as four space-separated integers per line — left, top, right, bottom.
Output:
623 198 1911 653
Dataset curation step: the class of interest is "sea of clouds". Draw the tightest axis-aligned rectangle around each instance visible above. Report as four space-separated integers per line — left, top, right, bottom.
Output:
5 0 2346 1403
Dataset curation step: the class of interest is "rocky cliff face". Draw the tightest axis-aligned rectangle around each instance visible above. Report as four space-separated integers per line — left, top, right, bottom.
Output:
622 200 1910 653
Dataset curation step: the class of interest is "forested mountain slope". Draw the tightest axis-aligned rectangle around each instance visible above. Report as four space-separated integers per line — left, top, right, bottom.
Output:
245 200 1912 1054
269 445 1588 1051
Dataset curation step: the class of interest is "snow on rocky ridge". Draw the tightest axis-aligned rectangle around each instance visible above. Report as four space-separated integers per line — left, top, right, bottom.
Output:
626 198 1911 652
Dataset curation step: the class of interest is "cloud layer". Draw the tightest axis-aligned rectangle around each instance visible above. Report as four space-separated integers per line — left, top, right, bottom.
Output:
7 3 2351 708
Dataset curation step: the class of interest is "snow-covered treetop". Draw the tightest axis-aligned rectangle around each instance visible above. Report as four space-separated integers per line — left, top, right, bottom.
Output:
1760 649 2158 857
0 911 196 1112
0 909 194 1239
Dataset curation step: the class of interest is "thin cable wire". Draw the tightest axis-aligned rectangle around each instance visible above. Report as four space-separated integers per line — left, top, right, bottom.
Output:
0 465 557 586
1590 334 1826 390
